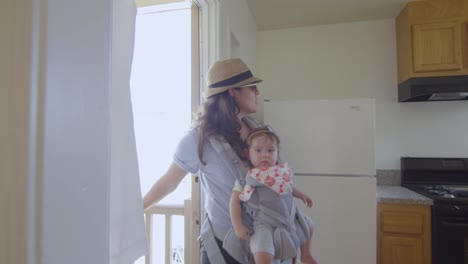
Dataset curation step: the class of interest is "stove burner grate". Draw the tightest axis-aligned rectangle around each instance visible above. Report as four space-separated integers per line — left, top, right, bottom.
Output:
418 185 468 199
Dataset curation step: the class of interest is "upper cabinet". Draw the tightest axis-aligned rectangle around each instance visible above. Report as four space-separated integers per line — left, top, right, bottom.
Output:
396 0 468 84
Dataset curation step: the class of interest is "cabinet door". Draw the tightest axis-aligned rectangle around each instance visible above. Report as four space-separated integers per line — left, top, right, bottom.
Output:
412 20 463 72
381 235 423 264
378 204 431 264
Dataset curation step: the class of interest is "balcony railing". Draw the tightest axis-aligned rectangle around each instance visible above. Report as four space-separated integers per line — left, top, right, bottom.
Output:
145 175 200 264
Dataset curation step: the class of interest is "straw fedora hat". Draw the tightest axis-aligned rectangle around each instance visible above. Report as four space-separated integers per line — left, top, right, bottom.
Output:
204 58 263 98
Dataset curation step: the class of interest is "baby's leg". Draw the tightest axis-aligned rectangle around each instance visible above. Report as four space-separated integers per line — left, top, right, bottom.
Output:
299 219 317 264
300 241 316 264
254 252 274 264
250 223 275 264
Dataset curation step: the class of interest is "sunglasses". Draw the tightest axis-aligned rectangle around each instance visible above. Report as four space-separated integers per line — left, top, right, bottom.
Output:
236 83 259 92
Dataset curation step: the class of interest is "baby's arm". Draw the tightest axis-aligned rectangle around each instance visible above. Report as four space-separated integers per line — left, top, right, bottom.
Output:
230 190 250 240
292 186 313 208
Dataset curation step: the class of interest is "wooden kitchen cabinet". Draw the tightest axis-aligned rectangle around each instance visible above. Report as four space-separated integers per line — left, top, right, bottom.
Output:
396 0 468 84
377 203 431 264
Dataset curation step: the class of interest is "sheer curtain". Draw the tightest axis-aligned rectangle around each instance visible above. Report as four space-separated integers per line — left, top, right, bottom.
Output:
109 0 148 263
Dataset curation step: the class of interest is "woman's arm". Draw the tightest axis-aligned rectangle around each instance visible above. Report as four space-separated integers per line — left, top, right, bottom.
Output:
143 162 189 210
292 186 313 208
230 191 250 240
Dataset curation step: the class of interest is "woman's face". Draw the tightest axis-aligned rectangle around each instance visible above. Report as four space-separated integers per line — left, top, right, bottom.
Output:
230 85 259 116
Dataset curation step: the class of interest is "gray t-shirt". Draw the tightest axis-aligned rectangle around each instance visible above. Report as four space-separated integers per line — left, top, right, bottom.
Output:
173 127 250 240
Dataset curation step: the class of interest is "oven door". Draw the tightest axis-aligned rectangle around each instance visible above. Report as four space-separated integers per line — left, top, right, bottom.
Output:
433 216 468 264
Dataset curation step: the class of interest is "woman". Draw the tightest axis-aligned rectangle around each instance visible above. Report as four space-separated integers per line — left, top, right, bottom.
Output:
143 58 263 264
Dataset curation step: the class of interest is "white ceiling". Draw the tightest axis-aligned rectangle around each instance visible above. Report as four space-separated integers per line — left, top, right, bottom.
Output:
246 0 413 31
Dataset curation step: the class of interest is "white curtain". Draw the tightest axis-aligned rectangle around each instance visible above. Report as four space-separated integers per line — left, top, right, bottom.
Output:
110 0 148 263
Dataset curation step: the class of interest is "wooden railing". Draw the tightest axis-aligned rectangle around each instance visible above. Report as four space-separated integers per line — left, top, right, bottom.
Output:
145 175 200 264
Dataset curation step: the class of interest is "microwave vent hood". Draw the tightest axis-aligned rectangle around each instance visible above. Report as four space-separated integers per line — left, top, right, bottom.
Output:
398 75 468 102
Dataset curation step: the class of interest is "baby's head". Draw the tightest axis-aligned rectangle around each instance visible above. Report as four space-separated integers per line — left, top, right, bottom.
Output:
245 127 280 168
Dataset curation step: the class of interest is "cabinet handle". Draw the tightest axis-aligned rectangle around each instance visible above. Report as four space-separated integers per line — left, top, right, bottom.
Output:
463 21 468 69
441 221 468 228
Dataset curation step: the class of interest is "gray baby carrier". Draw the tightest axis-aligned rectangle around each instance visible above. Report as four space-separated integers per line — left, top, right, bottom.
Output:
203 116 311 264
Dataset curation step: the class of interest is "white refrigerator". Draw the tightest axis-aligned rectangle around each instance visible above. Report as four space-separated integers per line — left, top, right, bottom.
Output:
264 98 377 264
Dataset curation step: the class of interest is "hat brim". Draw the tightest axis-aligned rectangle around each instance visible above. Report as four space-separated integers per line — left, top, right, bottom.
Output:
204 77 263 98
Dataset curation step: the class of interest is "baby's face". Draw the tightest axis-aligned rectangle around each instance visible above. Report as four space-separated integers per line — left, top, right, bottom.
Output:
248 135 278 168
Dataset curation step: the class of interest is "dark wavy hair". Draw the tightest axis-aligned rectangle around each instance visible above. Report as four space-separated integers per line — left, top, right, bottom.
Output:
193 91 247 165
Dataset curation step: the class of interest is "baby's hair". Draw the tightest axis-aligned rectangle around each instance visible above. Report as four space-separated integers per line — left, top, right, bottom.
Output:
246 126 280 148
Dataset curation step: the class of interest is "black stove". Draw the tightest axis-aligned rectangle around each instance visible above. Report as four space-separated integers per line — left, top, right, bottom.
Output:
402 157 468 204
405 184 468 205
401 157 468 264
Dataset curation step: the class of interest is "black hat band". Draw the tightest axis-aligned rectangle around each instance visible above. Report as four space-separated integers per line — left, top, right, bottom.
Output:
208 70 253 89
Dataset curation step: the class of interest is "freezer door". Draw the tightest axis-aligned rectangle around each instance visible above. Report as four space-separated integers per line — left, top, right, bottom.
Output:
264 98 376 176
294 175 377 264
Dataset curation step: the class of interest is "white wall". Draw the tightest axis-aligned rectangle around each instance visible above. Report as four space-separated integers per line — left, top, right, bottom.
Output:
257 19 468 169
197 0 259 113
215 0 258 81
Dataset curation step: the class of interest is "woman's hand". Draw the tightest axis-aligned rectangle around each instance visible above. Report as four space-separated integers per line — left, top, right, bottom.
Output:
143 162 188 210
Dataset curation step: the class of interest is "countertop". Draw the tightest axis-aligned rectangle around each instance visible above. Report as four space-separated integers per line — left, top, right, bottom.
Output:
377 185 433 205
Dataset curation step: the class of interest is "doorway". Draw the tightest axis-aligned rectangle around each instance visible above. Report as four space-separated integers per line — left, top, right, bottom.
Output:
130 2 199 263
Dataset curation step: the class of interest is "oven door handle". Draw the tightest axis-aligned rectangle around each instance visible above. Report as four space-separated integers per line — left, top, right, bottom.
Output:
441 221 468 228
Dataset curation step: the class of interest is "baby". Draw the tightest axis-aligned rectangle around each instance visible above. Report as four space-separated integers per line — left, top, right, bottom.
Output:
230 127 317 264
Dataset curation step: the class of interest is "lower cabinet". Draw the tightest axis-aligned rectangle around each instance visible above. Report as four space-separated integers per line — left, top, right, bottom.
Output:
377 203 431 264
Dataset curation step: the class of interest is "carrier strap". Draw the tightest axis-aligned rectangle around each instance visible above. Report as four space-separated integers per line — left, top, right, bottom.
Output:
243 116 262 132
208 135 246 183
201 217 227 264
247 197 297 232
202 116 262 264
208 116 263 183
